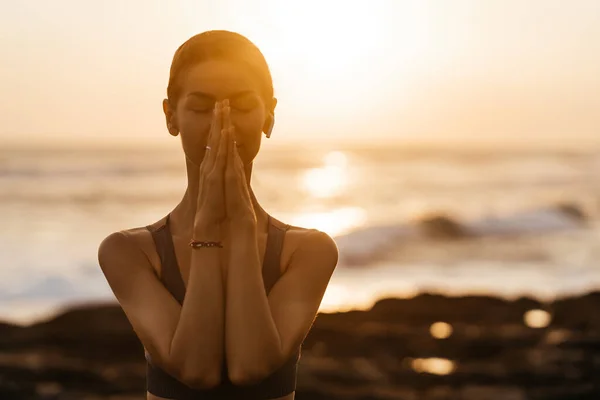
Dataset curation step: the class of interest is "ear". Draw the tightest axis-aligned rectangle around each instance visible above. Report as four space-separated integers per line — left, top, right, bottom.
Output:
162 99 179 136
263 113 275 138
263 97 277 138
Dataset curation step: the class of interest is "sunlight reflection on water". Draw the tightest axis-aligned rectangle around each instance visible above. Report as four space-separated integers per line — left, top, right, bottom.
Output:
524 309 552 328
300 151 349 199
411 358 456 375
291 207 367 237
430 322 453 339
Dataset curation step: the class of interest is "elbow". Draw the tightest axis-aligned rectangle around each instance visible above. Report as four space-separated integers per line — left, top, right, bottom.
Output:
228 365 268 386
162 357 222 389
178 367 222 390
228 358 280 386
164 347 223 389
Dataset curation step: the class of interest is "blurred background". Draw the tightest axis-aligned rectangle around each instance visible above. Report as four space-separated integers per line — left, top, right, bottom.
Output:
1 0 600 399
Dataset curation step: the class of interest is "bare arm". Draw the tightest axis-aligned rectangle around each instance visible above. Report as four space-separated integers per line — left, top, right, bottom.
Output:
220 102 338 384
98 101 229 389
168 229 225 385
98 229 224 389
224 227 338 385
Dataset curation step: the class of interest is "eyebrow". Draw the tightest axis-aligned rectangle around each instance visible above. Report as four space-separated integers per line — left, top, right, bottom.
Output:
187 90 256 100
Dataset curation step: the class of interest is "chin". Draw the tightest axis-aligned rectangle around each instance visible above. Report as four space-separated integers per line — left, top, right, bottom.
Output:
183 148 206 167
238 142 260 163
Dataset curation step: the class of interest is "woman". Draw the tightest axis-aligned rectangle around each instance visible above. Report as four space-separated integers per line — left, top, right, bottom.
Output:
97 30 338 400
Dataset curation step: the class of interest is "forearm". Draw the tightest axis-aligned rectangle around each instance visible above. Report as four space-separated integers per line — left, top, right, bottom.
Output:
169 228 225 387
225 225 283 384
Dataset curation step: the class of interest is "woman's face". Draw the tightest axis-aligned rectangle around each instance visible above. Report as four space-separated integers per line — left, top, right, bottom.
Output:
165 59 273 166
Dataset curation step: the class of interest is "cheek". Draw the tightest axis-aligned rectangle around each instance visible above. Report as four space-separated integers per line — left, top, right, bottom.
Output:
232 110 264 164
178 111 213 163
231 110 264 142
179 111 212 139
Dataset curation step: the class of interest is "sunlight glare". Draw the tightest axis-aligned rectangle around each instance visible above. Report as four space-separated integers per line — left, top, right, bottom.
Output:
324 151 348 168
524 309 551 328
302 167 345 198
319 284 373 313
430 322 453 339
291 207 366 237
411 358 455 375
247 0 432 117
301 151 349 198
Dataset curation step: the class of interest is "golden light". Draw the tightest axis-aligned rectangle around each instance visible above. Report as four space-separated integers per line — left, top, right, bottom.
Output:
524 309 552 328
319 284 374 313
323 151 348 168
265 2 388 77
245 0 432 118
430 322 453 339
318 276 421 313
291 207 366 237
260 1 431 70
411 358 455 375
301 167 345 199
301 151 349 198
179 1 432 134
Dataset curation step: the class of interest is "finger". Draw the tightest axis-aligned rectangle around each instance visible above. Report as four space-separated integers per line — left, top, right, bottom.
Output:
210 102 223 152
204 128 228 219
200 102 222 176
210 119 229 177
233 142 251 198
225 128 235 185
222 99 232 133
219 100 231 175
225 126 239 209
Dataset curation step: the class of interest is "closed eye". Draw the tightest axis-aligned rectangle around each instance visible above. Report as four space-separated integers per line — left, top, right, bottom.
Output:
185 96 215 113
231 95 259 112
189 107 213 114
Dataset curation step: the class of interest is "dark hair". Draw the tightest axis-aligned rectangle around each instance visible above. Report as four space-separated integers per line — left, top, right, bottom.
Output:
167 30 274 106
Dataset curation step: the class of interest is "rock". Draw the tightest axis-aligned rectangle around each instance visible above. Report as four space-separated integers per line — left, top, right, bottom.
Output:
551 292 600 330
367 294 542 325
417 215 468 239
2 293 600 399
555 202 587 222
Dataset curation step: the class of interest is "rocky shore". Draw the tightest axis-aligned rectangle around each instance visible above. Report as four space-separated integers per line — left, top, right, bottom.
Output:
2 292 600 400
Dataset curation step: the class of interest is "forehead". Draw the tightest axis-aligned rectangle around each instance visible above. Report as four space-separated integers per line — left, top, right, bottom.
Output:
179 59 260 99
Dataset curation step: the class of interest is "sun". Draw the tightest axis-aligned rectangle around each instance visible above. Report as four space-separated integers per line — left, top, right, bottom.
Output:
249 1 431 113
264 2 386 76
179 1 431 131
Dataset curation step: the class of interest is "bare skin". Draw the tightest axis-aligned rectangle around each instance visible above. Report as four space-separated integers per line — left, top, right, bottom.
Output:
98 60 338 400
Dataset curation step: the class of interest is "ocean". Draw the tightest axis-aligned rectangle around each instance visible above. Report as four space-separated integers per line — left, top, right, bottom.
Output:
2 143 600 324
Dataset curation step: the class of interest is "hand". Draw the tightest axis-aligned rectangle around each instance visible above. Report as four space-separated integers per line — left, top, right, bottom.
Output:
194 101 229 235
223 103 257 227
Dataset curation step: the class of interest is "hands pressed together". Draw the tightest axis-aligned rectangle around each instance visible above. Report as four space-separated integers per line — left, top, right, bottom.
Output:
193 100 257 238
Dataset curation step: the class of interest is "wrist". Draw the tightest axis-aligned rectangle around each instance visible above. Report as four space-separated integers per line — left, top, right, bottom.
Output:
229 218 257 236
193 222 222 239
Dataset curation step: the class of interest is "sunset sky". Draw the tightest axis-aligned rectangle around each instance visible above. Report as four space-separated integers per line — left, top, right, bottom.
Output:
1 0 599 148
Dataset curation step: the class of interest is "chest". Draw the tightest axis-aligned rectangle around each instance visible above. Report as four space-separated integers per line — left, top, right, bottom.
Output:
143 227 304 289
172 232 270 288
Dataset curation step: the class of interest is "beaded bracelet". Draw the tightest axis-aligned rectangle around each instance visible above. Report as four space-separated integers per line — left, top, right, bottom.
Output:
189 240 223 249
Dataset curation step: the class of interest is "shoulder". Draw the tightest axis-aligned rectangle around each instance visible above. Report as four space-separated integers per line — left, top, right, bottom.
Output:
98 217 167 274
275 218 338 272
292 229 338 267
97 229 146 272
272 224 338 300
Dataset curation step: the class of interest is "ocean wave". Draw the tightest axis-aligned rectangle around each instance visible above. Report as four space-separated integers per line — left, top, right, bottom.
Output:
335 203 588 267
0 164 182 178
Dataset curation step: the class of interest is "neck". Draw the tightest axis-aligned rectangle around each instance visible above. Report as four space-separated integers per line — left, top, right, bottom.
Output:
168 157 269 237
